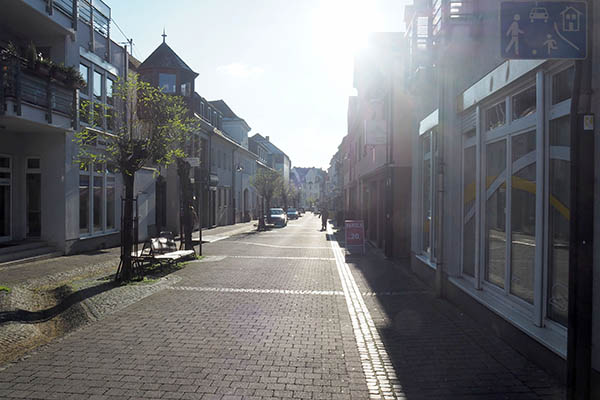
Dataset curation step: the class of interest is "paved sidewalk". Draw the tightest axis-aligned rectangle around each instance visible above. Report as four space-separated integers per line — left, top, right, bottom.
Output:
338 230 566 400
0 221 257 287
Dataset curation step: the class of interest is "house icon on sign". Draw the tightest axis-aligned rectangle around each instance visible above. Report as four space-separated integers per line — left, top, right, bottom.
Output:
560 6 583 32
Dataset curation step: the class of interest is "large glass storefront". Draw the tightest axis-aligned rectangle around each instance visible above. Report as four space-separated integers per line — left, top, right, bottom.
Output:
79 164 117 237
458 64 573 333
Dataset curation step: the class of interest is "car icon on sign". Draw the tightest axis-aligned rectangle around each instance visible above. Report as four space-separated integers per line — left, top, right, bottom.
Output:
529 7 549 23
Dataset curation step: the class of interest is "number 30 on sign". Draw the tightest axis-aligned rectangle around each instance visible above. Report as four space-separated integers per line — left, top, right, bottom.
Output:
345 220 365 254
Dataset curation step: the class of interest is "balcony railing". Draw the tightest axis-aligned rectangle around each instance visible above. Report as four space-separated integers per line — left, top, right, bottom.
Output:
0 54 76 124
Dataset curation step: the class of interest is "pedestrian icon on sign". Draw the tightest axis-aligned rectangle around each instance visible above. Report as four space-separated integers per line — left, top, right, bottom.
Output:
505 14 525 56
501 2 587 60
543 34 558 55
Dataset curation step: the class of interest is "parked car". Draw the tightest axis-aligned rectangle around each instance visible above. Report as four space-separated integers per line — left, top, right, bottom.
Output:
287 208 299 220
269 208 288 227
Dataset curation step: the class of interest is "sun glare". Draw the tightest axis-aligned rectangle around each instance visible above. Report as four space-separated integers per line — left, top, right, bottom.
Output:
311 0 383 92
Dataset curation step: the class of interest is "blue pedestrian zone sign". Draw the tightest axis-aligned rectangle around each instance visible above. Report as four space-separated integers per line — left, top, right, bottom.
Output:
501 1 587 60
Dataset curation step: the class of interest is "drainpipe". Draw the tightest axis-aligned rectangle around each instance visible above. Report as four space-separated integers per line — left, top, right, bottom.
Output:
566 2 594 398
384 51 394 259
434 23 450 299
208 131 213 227
231 147 237 225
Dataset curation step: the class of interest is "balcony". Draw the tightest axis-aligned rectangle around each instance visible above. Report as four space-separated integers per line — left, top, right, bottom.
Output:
1 53 76 127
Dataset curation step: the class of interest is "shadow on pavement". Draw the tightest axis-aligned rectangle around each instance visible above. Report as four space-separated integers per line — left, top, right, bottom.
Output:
0 281 115 324
0 260 186 325
330 230 565 400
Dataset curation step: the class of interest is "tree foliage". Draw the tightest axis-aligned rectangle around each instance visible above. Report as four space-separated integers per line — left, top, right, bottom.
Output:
74 74 197 281
75 74 194 175
251 168 280 207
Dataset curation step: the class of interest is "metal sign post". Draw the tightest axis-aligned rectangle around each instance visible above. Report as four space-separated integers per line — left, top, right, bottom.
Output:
500 1 587 59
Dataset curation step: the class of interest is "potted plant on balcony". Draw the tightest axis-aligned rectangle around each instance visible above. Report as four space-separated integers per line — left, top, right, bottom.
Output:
25 42 39 69
65 66 86 90
51 63 69 82
1 42 19 59
36 57 52 77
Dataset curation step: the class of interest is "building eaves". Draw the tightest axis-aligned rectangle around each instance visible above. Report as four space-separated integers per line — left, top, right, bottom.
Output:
212 127 259 160
250 133 289 159
210 99 251 132
138 42 198 78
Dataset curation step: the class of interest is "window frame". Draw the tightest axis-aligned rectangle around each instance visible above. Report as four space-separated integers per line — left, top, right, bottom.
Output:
418 128 437 265
79 162 117 238
158 73 177 94
460 63 575 339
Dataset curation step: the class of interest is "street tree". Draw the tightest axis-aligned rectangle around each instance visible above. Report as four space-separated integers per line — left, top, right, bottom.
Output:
276 179 292 211
75 74 195 282
251 168 280 230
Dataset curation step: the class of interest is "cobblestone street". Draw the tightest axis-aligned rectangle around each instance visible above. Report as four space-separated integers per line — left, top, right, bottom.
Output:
0 214 565 399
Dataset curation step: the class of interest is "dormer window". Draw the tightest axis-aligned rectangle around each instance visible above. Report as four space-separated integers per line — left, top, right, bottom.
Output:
159 73 176 93
180 82 192 97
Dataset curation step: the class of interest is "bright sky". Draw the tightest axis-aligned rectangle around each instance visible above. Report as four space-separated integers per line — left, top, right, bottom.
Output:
109 0 409 170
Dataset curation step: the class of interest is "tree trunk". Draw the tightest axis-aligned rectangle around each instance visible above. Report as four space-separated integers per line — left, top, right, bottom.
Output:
257 197 265 231
120 172 135 282
177 159 193 251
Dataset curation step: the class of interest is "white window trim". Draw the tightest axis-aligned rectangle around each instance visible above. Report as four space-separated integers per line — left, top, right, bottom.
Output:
459 63 575 348
79 163 117 238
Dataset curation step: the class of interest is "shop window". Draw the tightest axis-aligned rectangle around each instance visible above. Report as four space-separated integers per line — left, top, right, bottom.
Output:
552 67 574 105
510 130 536 304
512 86 536 120
547 116 570 325
79 175 90 234
106 176 116 230
485 139 507 288
462 145 476 277
486 101 506 131
421 132 433 257
93 176 103 231
79 163 117 236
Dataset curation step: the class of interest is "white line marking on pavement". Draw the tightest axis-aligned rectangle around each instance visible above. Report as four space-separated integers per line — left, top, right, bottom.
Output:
241 242 331 249
201 235 230 243
224 255 335 261
168 286 344 296
327 226 403 399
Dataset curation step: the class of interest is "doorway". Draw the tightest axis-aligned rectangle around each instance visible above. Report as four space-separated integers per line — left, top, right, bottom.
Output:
0 155 11 241
155 175 167 233
26 158 41 238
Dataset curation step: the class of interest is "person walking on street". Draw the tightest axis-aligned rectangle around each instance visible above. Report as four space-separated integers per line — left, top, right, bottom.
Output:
320 208 329 231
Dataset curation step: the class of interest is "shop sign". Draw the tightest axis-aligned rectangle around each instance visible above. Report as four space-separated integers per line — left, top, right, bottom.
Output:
345 220 365 254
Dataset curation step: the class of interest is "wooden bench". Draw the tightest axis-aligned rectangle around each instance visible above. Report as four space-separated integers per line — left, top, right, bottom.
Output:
132 236 195 271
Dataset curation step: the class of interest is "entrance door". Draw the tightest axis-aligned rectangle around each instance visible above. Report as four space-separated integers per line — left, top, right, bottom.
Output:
0 156 11 241
155 176 167 233
26 158 41 237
